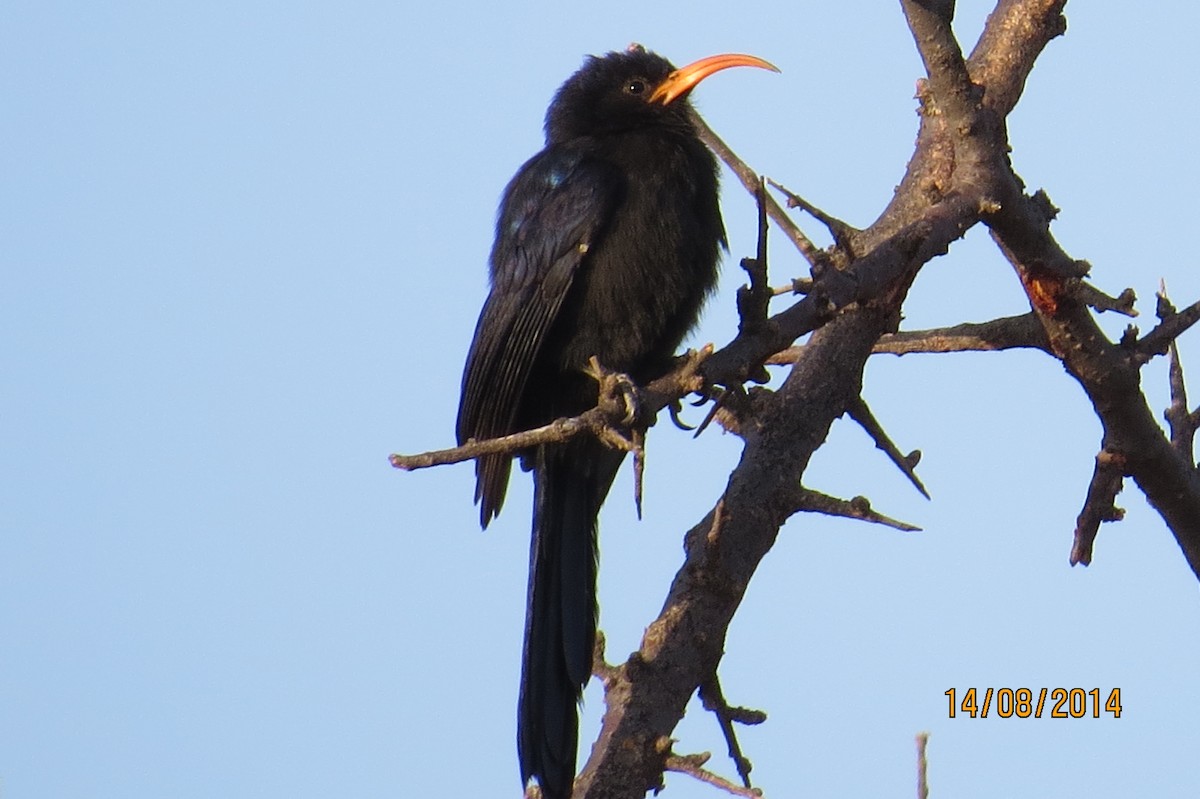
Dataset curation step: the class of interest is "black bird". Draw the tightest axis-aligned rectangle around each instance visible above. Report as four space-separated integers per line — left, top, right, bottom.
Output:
456 46 776 799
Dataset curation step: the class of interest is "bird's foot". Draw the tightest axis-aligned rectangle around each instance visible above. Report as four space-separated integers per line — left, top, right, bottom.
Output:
586 356 641 426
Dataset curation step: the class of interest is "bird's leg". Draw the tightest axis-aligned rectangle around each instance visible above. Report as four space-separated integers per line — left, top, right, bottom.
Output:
698 672 767 789
584 357 652 517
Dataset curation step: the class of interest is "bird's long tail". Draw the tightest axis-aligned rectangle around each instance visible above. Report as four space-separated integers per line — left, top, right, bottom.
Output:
518 440 622 799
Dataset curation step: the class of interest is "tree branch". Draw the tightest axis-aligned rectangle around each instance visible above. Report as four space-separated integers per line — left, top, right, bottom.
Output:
574 4 1142 795
795 488 923 533
1137 297 1200 361
690 108 823 269
988 204 1200 576
767 313 1051 361
1166 339 1199 465
846 395 930 499
1071 450 1126 566
402 4 1200 796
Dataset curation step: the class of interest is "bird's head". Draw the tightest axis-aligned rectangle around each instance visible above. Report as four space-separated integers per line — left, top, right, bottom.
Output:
544 44 777 143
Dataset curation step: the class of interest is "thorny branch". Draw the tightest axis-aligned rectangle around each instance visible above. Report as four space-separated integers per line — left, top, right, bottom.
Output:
390 349 712 471
663 752 762 799
1071 450 1126 566
697 674 764 790
795 488 922 533
572 2 1200 796
846 395 929 500
689 109 824 270
397 1 1200 796
766 313 1051 362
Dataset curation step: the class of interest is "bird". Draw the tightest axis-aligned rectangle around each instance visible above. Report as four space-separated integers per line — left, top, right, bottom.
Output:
455 45 776 799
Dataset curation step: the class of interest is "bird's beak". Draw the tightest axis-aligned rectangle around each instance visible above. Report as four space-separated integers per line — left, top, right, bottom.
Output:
650 53 779 106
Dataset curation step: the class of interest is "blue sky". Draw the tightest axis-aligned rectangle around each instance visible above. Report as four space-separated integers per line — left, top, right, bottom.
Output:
4 2 1200 797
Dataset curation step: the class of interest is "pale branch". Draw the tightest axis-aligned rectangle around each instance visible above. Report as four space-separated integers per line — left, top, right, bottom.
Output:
663 752 763 799
846 395 930 499
1071 450 1127 566
578 5 1075 795
795 487 922 533
391 343 720 474
876 313 1051 354
392 361 663 472
389 413 602 471
765 312 1050 363
772 277 811 296
916 732 930 799
689 107 823 268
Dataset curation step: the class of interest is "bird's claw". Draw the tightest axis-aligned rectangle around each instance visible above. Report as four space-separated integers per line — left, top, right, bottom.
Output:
586 356 641 426
668 401 697 431
614 373 639 426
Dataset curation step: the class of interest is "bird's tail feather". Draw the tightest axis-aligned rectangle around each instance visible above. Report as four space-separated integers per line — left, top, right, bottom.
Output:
518 440 622 799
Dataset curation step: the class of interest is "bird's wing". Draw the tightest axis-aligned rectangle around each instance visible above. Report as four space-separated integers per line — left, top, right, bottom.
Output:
457 147 620 524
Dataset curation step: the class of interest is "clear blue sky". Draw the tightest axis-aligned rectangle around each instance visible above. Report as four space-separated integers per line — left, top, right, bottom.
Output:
4 2 1199 797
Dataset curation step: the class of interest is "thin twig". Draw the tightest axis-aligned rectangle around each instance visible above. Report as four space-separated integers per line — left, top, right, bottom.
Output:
633 428 646 519
1165 336 1197 465
390 413 599 470
772 277 811 296
767 313 1051 363
699 673 765 789
689 107 822 268
393 349 713 472
847 395 930 499
916 732 930 799
664 752 763 798
766 177 857 249
736 179 773 336
795 488 922 532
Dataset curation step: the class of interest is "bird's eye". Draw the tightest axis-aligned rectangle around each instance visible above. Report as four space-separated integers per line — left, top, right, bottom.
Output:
625 79 647 95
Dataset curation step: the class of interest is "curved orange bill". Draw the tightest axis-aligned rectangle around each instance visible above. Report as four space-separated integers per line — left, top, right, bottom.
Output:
650 53 779 105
